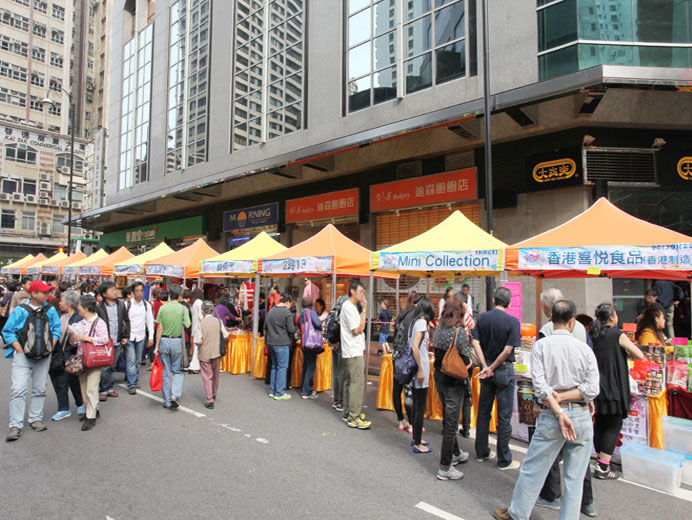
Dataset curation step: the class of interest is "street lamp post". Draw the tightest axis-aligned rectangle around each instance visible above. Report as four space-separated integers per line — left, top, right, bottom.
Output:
42 88 75 254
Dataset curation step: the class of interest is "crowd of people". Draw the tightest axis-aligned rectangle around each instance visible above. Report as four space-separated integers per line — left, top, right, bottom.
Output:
0 273 682 520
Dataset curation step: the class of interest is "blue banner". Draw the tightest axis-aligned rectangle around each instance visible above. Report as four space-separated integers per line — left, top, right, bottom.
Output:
223 203 279 232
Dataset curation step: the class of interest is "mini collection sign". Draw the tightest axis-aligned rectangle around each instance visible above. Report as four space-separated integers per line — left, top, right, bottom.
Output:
532 158 577 183
377 250 501 271
286 189 358 223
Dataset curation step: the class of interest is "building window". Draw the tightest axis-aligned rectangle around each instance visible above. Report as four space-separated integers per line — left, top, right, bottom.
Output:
166 0 212 171
32 46 46 62
231 0 305 151
51 215 64 234
23 179 36 195
0 87 26 107
29 96 44 111
1 210 15 230
50 52 63 68
33 22 47 39
4 144 37 164
537 0 692 80
51 29 64 44
49 77 62 91
1 35 29 57
51 3 64 20
30 71 44 87
33 1 47 14
56 153 84 173
47 101 61 115
1 177 19 194
118 24 154 190
1 12 30 32
53 184 67 200
14 0 30 6
0 61 27 82
21 211 35 232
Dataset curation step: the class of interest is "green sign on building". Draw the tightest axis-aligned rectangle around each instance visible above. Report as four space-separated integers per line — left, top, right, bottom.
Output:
100 216 206 248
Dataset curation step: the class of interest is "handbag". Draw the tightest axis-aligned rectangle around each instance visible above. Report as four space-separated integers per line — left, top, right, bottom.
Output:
393 322 418 385
218 318 228 357
50 333 68 374
83 319 115 369
149 353 163 391
65 352 84 375
440 327 470 380
301 310 324 353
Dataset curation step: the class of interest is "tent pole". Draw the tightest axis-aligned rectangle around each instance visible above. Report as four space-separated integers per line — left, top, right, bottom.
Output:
395 276 400 316
251 271 260 376
363 270 374 408
426 276 430 298
331 270 337 308
535 277 543 329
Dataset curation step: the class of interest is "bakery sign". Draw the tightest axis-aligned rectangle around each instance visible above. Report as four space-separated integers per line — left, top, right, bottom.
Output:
678 157 692 181
286 188 359 223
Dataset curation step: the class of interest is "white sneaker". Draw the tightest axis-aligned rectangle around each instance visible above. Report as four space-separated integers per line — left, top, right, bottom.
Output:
452 451 470 465
477 450 496 462
498 460 521 471
437 465 464 481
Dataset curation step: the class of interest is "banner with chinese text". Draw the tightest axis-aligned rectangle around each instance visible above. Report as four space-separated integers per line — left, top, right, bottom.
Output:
146 264 185 278
201 260 255 275
262 256 332 275
517 244 692 271
114 264 145 275
377 250 501 272
286 189 358 223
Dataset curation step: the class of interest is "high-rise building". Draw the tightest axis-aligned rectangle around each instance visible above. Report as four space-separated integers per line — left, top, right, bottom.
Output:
0 0 109 264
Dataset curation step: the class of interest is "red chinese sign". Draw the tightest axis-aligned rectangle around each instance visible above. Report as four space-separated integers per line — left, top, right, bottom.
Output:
286 188 359 223
370 168 477 212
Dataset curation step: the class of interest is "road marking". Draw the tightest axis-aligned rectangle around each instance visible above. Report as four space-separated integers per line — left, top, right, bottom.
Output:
466 429 529 455
415 502 465 520
622 479 692 503
117 384 206 418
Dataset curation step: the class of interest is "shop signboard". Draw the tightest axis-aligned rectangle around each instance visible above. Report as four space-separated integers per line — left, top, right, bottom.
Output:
223 203 279 233
80 266 102 275
286 189 358 223
517 244 692 272
26 266 41 275
201 259 255 274
677 156 692 181
527 150 583 191
262 256 332 275
376 249 501 271
370 168 477 212
656 146 692 187
100 216 205 248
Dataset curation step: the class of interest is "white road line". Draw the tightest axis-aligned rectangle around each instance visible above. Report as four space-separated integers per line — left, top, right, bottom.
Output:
117 384 206 418
466 429 529 455
415 502 465 520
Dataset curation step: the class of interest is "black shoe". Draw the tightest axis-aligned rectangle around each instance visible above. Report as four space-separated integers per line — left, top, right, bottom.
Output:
81 419 95 431
461 429 470 438
79 415 86 422
170 399 180 409
128 387 137 395
204 402 214 409
96 410 100 419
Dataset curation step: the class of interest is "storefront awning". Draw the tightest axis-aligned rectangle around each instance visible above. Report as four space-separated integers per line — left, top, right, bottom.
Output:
201 232 285 277
146 238 219 279
113 242 174 276
79 247 134 277
370 210 507 277
505 198 692 280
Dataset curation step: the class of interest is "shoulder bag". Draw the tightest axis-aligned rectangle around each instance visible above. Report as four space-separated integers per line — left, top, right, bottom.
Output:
83 318 115 369
218 318 228 358
441 327 470 380
302 310 324 353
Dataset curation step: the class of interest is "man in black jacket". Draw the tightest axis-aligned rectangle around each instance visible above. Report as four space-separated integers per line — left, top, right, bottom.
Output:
263 293 295 400
96 282 130 401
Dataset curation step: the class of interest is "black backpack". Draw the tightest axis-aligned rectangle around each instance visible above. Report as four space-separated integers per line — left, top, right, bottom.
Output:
392 307 417 353
18 304 55 360
324 296 347 345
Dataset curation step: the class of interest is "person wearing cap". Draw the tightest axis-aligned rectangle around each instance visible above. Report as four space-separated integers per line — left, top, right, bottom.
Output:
2 280 61 442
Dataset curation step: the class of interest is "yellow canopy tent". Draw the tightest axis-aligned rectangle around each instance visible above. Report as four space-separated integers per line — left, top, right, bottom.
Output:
114 242 174 276
41 251 86 275
26 252 67 275
79 247 134 277
1 254 34 275
201 232 286 277
370 210 508 277
62 249 108 275
19 254 47 275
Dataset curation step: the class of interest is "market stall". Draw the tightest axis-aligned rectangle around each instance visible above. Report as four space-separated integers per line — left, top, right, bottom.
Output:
41 251 86 276
62 249 108 277
13 254 47 275
145 238 218 280
79 247 134 277
113 242 174 276
506 197 692 447
26 252 66 276
201 232 286 375
371 210 508 424
1 254 34 275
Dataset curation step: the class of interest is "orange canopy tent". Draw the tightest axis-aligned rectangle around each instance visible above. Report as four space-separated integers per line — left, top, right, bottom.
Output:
41 251 86 275
506 198 692 280
145 239 219 279
1 254 34 275
261 224 384 278
18 254 47 275
79 247 134 277
26 252 66 275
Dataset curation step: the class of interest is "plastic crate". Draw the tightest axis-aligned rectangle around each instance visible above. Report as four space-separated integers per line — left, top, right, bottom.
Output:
662 416 692 457
620 443 683 494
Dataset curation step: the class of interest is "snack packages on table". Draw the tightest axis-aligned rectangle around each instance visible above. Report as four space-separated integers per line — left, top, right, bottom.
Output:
666 360 690 391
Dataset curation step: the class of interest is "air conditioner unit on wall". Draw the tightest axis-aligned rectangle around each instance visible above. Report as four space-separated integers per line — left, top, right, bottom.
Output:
0 193 9 201
59 200 69 208
39 181 51 191
39 198 50 206
12 193 24 202
25 195 37 204
59 166 70 175
39 222 50 235
50 199 58 207
71 201 82 210
39 173 51 181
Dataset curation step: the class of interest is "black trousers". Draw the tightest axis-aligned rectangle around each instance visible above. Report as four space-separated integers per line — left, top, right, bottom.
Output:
409 386 428 445
392 376 408 421
540 451 593 506
50 369 84 411
264 355 271 385
594 413 624 456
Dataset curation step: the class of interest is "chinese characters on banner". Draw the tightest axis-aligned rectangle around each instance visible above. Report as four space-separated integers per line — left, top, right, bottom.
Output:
518 244 692 271
613 394 648 462
377 250 501 272
114 264 145 275
146 264 185 278
286 189 359 224
262 256 333 275
201 259 255 274
504 282 522 323
370 168 477 212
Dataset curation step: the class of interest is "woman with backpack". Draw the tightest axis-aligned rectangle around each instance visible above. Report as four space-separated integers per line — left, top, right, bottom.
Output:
432 295 472 480
299 297 323 399
391 291 420 432
409 297 436 454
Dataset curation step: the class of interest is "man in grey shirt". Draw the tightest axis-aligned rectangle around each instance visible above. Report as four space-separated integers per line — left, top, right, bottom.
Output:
494 301 599 520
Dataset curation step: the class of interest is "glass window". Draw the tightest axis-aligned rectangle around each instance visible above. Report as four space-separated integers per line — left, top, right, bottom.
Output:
1 210 15 230
405 53 432 93
53 184 67 200
21 211 34 232
56 154 84 173
23 179 36 195
2 178 18 194
538 44 578 81
538 0 577 52
4 144 37 164
51 216 64 235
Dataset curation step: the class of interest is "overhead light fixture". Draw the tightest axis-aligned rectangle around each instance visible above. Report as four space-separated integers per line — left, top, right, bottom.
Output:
582 135 596 146
652 138 666 149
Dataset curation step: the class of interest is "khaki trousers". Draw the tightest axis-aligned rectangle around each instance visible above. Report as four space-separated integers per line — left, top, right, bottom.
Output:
342 356 365 421
79 367 101 420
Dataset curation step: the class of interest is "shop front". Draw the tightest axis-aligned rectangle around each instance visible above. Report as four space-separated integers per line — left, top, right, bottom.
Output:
99 216 206 252
222 202 280 251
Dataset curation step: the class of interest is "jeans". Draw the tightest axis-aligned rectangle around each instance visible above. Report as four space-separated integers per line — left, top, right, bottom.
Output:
301 349 318 396
409 386 428 445
540 450 593 506
476 363 515 467
50 369 83 412
434 372 466 467
269 345 289 397
99 341 123 394
9 353 51 428
159 337 184 406
125 338 146 388
509 407 594 520
342 356 365 421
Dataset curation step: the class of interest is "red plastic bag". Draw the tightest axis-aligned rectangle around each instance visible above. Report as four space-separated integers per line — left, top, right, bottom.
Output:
150 354 163 392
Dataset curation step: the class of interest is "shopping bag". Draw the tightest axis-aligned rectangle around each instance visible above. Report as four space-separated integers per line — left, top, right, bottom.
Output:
150 354 163 392
83 338 115 369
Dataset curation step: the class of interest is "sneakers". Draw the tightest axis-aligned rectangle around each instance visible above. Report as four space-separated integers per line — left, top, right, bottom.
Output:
29 420 47 432
51 410 72 421
492 507 514 520
536 497 561 511
347 417 372 429
335 403 344 412
498 461 521 471
301 392 318 400
269 394 275 398
77 405 85 415
594 465 620 480
451 451 470 465
6 427 21 442
127 387 137 395
581 503 597 517
274 393 292 400
477 450 496 462
437 465 464 481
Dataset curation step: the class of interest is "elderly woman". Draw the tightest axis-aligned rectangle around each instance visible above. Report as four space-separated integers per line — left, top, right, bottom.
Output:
72 294 109 431
49 290 85 421
195 301 228 408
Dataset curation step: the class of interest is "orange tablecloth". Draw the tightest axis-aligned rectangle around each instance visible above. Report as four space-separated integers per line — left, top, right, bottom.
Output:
376 356 496 428
251 336 267 379
289 345 332 392
648 389 667 450
220 333 252 374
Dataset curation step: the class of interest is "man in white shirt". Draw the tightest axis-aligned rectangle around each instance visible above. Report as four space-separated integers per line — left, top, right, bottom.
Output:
339 281 371 430
125 281 154 395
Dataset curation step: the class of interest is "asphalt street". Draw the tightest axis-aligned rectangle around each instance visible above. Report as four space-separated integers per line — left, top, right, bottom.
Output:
1 359 690 520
